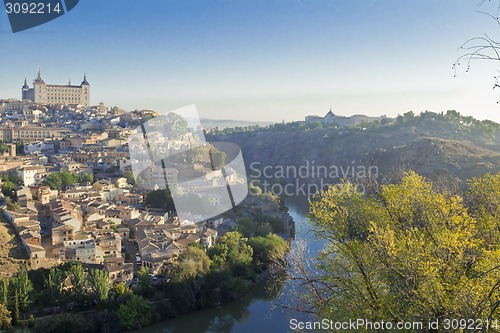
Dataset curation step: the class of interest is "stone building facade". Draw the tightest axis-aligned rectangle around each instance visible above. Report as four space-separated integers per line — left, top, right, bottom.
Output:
22 70 90 106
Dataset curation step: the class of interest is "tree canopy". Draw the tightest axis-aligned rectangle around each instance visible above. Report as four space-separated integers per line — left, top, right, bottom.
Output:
41 171 93 190
287 171 500 325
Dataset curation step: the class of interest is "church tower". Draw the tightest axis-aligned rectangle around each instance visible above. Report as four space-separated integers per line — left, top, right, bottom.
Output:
80 73 90 107
33 68 47 104
21 78 31 100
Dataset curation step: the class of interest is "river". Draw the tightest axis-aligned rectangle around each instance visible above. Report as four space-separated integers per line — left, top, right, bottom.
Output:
134 196 320 333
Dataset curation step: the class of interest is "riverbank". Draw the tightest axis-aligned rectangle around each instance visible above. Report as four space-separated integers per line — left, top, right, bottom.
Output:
20 234 288 333
129 198 312 333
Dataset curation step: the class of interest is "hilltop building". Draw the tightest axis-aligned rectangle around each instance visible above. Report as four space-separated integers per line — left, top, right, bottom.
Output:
22 70 90 107
305 108 386 127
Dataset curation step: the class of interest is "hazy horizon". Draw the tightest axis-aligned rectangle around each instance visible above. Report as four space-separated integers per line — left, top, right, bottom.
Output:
2 1 500 123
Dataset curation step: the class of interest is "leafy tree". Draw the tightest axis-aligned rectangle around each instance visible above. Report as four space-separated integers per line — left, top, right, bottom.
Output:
117 294 154 330
0 143 8 155
170 247 212 307
69 262 87 296
12 289 19 325
287 171 500 324
12 264 33 310
209 147 225 170
137 266 153 295
0 303 11 330
94 308 119 333
124 170 135 185
5 202 20 211
88 269 109 303
0 174 22 186
237 216 285 238
45 267 66 300
111 282 130 298
218 232 254 279
1 181 16 198
400 111 415 122
172 247 212 282
208 243 229 269
0 278 8 306
32 312 96 333
80 173 93 183
247 234 288 265
41 173 63 190
145 189 175 211
41 171 91 190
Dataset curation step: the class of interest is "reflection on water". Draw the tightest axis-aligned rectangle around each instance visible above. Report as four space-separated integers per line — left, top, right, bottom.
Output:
133 278 287 333
134 196 314 333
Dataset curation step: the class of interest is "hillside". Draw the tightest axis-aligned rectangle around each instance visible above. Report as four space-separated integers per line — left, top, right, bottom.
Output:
209 111 500 185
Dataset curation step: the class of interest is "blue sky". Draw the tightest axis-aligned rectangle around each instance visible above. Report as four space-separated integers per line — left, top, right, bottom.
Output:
1 0 500 122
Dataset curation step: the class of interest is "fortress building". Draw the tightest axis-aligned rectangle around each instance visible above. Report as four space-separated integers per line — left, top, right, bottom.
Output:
305 108 386 127
22 70 90 106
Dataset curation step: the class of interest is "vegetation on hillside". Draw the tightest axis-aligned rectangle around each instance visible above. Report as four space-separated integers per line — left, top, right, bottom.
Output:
281 171 500 330
209 110 500 184
0 174 22 198
209 110 498 139
41 172 93 191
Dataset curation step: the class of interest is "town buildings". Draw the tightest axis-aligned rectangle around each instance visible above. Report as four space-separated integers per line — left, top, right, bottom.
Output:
0 73 283 284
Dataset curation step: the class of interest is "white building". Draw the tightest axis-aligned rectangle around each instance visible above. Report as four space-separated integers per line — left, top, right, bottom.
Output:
17 165 46 186
24 141 55 155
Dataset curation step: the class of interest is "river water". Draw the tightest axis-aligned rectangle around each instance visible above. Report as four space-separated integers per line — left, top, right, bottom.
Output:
134 196 319 333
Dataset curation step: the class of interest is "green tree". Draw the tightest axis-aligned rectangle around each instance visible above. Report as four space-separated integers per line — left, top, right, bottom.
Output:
0 303 11 330
80 173 94 183
170 247 212 307
218 232 254 279
45 267 66 300
288 171 500 325
0 174 22 186
247 234 288 265
0 143 8 155
137 266 153 295
209 147 226 170
5 202 20 211
124 170 135 185
41 171 88 190
12 264 33 310
1 181 16 198
32 312 96 333
403 111 415 120
69 262 87 296
145 189 175 211
111 282 130 298
12 289 19 325
172 247 212 282
117 294 154 330
88 269 109 303
208 243 229 269
0 278 8 306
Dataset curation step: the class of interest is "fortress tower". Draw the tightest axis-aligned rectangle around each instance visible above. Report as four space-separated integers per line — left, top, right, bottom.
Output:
22 69 90 106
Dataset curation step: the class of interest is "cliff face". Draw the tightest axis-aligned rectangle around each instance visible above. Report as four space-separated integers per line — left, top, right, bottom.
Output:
210 115 500 185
